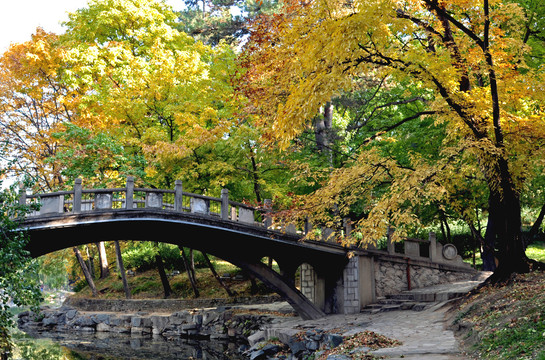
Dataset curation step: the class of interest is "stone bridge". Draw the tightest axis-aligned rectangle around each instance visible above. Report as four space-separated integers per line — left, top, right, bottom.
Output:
18 177 476 320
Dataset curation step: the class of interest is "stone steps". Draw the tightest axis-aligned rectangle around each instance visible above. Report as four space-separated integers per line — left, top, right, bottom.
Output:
361 297 431 314
361 277 489 314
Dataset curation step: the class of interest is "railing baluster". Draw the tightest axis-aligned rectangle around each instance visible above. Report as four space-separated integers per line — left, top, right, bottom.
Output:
264 199 272 228
19 183 26 206
221 189 229 220
126 176 134 210
73 178 82 214
174 181 183 212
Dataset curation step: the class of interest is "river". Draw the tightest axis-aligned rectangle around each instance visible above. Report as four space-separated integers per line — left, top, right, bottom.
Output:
12 329 247 360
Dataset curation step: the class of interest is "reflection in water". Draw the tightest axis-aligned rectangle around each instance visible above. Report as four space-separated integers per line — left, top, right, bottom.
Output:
12 330 246 360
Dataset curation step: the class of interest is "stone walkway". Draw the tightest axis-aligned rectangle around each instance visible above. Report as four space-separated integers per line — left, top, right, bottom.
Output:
255 274 491 360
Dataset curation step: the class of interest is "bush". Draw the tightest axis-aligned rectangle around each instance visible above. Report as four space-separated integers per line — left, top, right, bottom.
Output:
122 242 207 271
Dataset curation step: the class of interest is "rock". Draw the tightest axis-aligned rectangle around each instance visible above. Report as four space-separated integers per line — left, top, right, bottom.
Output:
72 316 95 328
193 314 203 325
326 355 351 360
93 313 110 324
151 315 169 335
210 333 230 340
131 316 143 327
42 316 58 327
182 323 198 331
96 323 111 332
248 330 266 346
65 309 78 320
326 334 343 348
306 340 320 351
249 350 266 360
262 344 281 355
286 339 307 356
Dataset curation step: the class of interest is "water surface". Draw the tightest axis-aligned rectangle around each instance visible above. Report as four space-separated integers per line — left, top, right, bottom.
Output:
13 330 246 360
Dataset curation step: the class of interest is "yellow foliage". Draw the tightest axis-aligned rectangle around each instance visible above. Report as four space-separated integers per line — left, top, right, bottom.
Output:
242 0 545 246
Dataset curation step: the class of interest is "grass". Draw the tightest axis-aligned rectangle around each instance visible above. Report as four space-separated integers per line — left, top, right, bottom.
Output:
526 242 545 262
454 271 545 360
463 241 545 269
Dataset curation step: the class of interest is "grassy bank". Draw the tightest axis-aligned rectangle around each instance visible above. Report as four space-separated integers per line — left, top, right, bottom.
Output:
452 242 545 359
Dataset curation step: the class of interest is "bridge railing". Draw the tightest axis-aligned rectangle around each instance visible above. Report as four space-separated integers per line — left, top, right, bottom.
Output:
19 177 272 228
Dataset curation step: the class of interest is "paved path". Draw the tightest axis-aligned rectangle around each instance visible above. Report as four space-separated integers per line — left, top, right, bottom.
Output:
365 303 465 359
256 276 492 360
262 302 466 359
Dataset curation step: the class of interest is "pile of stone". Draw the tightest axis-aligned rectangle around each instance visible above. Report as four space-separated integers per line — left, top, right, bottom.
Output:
17 305 275 342
244 328 344 360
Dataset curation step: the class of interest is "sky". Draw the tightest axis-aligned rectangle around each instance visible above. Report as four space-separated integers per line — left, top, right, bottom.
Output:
0 0 90 52
0 0 181 53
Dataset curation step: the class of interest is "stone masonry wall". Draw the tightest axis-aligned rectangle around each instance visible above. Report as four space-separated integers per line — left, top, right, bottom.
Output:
300 263 315 303
342 256 359 314
374 260 474 297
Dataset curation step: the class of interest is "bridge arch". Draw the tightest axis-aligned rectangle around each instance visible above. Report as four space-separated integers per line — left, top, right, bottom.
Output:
19 180 349 319
22 209 348 319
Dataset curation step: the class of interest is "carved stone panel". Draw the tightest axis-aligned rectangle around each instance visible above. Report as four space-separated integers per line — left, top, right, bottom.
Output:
404 241 420 257
190 198 209 215
146 193 163 208
40 196 63 214
238 208 254 224
95 193 113 210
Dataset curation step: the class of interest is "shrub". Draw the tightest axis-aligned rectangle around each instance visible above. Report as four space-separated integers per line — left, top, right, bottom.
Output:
122 242 207 271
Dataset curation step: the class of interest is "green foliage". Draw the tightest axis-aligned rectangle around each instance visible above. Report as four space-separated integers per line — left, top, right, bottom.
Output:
36 257 68 291
52 123 146 188
0 180 43 354
121 242 205 271
177 0 281 45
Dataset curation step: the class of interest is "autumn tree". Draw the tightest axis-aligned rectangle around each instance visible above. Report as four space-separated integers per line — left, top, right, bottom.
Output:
0 29 77 191
60 0 238 189
242 0 545 280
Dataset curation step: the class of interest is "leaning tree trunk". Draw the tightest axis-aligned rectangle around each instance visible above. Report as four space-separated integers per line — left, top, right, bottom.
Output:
85 245 95 279
114 241 131 299
73 247 97 297
202 252 234 296
179 247 199 297
154 243 172 298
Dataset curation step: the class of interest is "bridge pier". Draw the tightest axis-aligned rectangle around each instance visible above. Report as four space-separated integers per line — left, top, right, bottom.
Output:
300 236 477 314
300 256 375 315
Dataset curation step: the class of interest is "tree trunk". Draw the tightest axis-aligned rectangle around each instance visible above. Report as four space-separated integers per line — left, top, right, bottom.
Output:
85 245 95 279
96 242 109 279
485 157 539 281
202 252 234 296
73 247 97 297
155 243 172 298
248 145 262 203
314 102 333 152
179 247 199 297
189 249 197 285
114 241 131 299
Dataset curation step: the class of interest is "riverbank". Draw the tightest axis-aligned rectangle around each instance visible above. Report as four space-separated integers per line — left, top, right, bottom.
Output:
18 299 294 343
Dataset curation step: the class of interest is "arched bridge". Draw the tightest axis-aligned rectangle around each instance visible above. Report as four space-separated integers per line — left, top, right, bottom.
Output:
19 177 349 320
